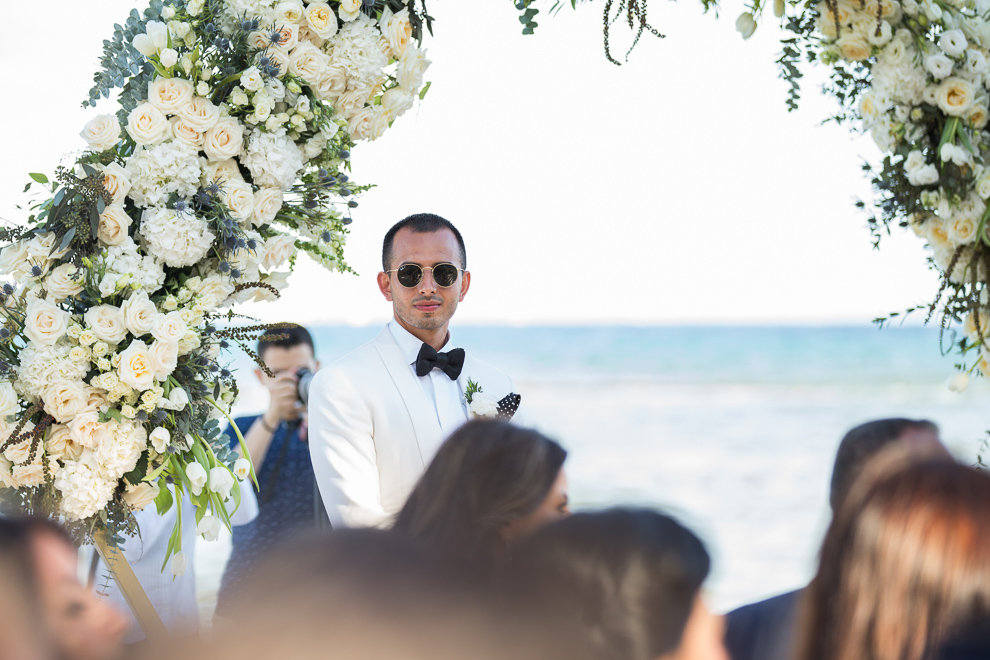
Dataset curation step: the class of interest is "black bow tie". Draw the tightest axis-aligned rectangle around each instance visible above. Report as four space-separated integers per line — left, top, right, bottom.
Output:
415 344 465 380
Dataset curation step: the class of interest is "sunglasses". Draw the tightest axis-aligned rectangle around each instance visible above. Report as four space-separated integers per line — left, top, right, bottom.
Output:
387 262 464 288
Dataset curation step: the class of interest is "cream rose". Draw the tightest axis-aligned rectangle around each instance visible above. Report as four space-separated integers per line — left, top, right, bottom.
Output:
149 340 179 381
97 205 132 246
152 312 187 343
261 234 297 271
382 86 415 119
0 383 17 418
46 424 83 462
68 411 108 449
13 465 44 487
836 33 870 61
397 47 431 91
334 87 370 120
969 103 989 129
125 103 171 145
124 480 160 511
347 106 376 141
148 77 195 115
98 163 131 205
3 438 32 465
179 96 221 133
305 2 338 39
253 188 283 226
202 158 242 186
45 264 84 301
338 0 361 21
43 380 87 424
80 114 121 151
120 291 158 336
203 117 244 162
938 77 976 117
314 66 347 101
118 340 156 391
381 7 413 59
82 386 108 413
289 42 327 86
223 180 255 222
170 116 205 147
24 298 70 346
84 305 128 344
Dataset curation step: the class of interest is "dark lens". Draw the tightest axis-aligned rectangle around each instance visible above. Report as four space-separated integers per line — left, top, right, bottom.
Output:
433 264 459 287
396 264 423 287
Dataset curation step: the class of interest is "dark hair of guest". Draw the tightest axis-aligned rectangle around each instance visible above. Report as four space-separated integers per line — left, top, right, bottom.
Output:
797 457 990 660
829 418 938 511
0 517 73 597
382 213 467 270
392 420 566 568
507 508 711 660
257 324 315 359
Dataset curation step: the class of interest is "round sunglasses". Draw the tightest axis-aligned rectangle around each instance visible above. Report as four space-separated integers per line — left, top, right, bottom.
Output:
386 262 464 288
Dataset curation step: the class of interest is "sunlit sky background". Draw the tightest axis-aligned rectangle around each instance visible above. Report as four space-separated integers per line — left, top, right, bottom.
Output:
0 0 943 326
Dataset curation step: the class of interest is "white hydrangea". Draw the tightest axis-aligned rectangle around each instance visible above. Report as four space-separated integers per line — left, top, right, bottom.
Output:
241 129 305 191
328 14 390 89
16 342 90 401
94 419 147 477
125 141 203 208
102 237 167 294
53 457 117 521
139 208 216 268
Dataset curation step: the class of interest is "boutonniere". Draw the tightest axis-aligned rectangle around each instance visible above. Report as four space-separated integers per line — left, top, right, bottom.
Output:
464 379 521 421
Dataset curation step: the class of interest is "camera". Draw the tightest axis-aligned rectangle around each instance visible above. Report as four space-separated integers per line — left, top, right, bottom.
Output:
296 367 315 405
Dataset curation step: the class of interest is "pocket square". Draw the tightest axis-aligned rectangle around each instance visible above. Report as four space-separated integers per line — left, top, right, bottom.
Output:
496 393 521 421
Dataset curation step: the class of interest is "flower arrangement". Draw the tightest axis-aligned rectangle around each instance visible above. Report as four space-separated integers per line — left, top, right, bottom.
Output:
0 0 433 572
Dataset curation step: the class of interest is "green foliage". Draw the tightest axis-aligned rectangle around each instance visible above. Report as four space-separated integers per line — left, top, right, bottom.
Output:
83 1 166 109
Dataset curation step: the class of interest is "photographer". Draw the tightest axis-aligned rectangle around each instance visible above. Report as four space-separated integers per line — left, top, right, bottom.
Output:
214 325 323 619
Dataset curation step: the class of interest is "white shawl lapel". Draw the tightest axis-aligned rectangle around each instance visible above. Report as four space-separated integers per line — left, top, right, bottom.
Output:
372 327 443 469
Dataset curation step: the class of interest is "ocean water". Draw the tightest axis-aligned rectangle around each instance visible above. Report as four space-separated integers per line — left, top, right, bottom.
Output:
194 324 990 620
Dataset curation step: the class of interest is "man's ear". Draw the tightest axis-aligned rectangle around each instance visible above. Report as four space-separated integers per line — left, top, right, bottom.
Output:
458 271 471 302
377 271 393 301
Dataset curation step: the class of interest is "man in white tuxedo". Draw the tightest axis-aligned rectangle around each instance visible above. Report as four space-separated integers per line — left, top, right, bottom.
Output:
308 213 519 528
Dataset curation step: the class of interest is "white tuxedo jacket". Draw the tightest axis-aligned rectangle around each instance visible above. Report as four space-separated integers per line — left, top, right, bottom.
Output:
308 325 518 529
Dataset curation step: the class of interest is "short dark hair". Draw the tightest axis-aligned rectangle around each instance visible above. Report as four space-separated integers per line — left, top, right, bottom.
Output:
382 213 466 271
829 418 939 512
508 508 711 660
257 325 315 359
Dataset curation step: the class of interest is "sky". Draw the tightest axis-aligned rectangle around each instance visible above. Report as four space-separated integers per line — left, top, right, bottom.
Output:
0 0 945 326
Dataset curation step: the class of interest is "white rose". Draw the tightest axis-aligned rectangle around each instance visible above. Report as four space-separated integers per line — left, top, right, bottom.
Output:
179 96 221 133
276 0 305 22
84 305 128 344
223 180 255 222
149 340 179 381
13 465 44 487
124 480 160 511
170 117 205 147
171 551 188 576
346 106 375 140
45 264 84 301
253 188 283 226
4 438 32 465
159 48 179 68
908 163 939 186
82 386 107 413
233 457 251 480
148 77 194 115
80 114 121 151
240 67 265 92
926 53 954 80
118 340 156 391
46 424 82 462
202 158 242 186
43 380 87 424
313 66 347 101
261 234 297 270
397 47 431 91
837 32 871 61
338 0 361 21
382 86 415 119
98 163 131 205
152 312 187 343
197 514 221 541
24 298 70 346
125 103 171 146
209 466 235 500
288 42 327 85
969 102 989 129
468 391 499 417
150 426 170 453
938 77 975 116
185 461 208 496
120 291 158 336
940 29 968 57
68 411 108 449
381 7 413 59
305 2 338 39
97 205 132 246
0 382 19 417
203 117 245 162
133 21 169 57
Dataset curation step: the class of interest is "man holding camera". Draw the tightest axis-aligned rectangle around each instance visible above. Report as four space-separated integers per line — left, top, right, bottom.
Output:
214 325 322 617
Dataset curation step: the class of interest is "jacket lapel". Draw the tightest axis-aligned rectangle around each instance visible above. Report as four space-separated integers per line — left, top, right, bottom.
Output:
373 327 443 468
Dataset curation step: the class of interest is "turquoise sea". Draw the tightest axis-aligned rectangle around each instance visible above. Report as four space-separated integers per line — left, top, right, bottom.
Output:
197 324 990 618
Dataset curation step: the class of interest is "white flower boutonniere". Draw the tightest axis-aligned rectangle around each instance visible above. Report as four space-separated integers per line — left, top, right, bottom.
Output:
464 379 521 420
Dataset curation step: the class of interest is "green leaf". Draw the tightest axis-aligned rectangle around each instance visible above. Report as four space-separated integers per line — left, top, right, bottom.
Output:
57 228 76 255
29 173 48 184
418 81 431 100
154 481 174 516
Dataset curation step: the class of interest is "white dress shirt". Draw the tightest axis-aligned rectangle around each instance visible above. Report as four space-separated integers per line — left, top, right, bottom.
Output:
388 321 468 438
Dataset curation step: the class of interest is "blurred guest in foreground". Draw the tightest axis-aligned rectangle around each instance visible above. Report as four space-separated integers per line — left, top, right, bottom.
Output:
796 456 990 660
391 420 569 572
141 528 585 660
0 517 126 660
724 418 948 660
507 508 729 660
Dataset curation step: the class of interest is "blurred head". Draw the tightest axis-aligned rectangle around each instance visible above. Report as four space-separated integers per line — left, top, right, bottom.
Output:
798 456 990 660
0 517 126 660
377 214 470 338
392 420 569 568
829 418 945 512
508 508 726 660
255 325 318 387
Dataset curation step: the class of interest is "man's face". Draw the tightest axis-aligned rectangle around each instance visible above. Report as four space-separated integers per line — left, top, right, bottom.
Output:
256 344 318 391
377 227 470 335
